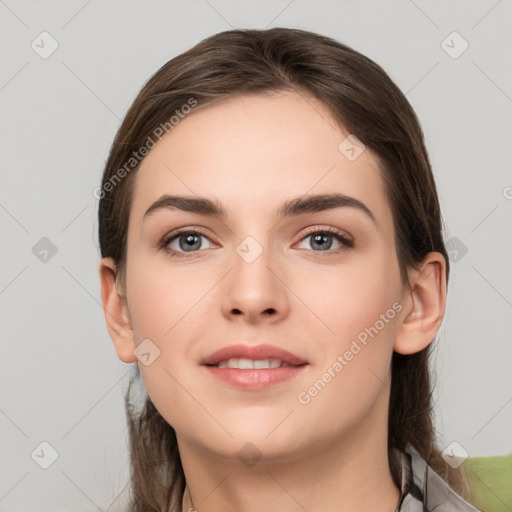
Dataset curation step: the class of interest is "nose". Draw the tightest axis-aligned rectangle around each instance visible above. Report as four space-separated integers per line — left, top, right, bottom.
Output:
221 240 290 325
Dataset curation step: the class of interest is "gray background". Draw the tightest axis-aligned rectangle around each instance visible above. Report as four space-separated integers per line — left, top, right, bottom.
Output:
1 0 511 510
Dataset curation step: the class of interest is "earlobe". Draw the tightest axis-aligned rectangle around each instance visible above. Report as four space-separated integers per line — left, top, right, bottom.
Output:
98 258 138 363
393 252 447 355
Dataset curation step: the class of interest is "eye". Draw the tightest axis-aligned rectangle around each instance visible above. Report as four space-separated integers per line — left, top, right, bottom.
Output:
159 226 354 258
296 227 354 252
160 229 217 257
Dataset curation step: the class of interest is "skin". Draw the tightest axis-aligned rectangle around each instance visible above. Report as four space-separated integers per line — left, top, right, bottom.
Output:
99 91 446 512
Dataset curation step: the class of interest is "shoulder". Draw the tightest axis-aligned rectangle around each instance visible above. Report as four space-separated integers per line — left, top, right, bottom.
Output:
397 444 482 512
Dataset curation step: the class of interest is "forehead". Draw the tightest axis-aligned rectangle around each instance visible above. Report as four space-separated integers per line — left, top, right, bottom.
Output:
130 91 391 229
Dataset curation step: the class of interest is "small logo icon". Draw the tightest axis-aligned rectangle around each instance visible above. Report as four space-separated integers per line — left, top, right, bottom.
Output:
237 442 262 468
31 31 59 59
338 134 366 161
134 338 161 366
446 237 468 263
442 441 469 468
31 441 59 469
32 237 58 263
441 31 469 59
236 236 263 264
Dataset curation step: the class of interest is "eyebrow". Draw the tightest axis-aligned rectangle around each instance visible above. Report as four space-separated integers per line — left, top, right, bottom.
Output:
143 193 377 225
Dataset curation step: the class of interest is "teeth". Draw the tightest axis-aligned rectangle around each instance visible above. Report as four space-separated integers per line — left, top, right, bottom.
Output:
215 358 292 369
238 358 254 370
254 359 270 369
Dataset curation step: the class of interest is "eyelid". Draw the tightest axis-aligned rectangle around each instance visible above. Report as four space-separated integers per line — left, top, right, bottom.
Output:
298 225 353 243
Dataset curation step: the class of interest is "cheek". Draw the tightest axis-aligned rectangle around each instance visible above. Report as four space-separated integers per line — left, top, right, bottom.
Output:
291 248 401 350
124 252 219 412
294 263 399 428
126 249 211 343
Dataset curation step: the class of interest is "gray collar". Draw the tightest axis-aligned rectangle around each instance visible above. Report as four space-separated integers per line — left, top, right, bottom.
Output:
395 444 481 511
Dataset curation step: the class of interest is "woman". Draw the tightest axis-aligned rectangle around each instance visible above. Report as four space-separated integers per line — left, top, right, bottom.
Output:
98 28 480 511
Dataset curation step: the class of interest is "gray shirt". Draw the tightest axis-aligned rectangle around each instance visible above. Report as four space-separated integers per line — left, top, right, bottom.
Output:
397 445 481 511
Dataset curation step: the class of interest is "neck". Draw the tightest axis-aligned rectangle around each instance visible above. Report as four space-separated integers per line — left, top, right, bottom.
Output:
178 396 400 512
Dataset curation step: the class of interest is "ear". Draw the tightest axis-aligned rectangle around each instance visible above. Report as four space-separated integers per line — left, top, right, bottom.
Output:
394 252 447 355
98 257 138 363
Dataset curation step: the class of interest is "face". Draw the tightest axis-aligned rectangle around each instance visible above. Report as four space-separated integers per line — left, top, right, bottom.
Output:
122 91 406 463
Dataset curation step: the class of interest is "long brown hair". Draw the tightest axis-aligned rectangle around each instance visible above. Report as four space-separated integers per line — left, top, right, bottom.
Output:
98 27 467 511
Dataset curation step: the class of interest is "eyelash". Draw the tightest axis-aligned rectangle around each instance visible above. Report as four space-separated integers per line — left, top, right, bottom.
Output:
159 226 354 258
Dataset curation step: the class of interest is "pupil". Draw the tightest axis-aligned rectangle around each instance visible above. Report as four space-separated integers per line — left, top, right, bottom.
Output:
313 234 332 251
180 234 201 251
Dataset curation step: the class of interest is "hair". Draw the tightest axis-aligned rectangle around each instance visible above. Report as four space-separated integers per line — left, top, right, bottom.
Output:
98 27 468 511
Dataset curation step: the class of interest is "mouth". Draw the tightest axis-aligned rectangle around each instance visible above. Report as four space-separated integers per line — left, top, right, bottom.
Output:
200 344 308 390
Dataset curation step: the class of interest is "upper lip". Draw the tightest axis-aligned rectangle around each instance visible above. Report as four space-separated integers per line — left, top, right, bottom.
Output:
201 344 308 366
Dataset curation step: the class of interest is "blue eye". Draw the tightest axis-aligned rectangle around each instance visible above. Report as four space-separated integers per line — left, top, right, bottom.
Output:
296 228 354 252
160 229 216 257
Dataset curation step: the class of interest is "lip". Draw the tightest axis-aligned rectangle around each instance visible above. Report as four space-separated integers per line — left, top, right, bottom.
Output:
200 343 308 366
203 365 307 390
200 343 308 391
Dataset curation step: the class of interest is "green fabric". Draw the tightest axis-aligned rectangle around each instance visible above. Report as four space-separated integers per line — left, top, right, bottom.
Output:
465 454 512 512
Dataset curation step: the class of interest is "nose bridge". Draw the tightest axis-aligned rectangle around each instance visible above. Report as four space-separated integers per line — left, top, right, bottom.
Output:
222 232 289 320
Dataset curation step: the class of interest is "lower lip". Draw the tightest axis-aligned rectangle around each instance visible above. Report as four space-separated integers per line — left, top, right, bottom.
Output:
202 365 308 390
